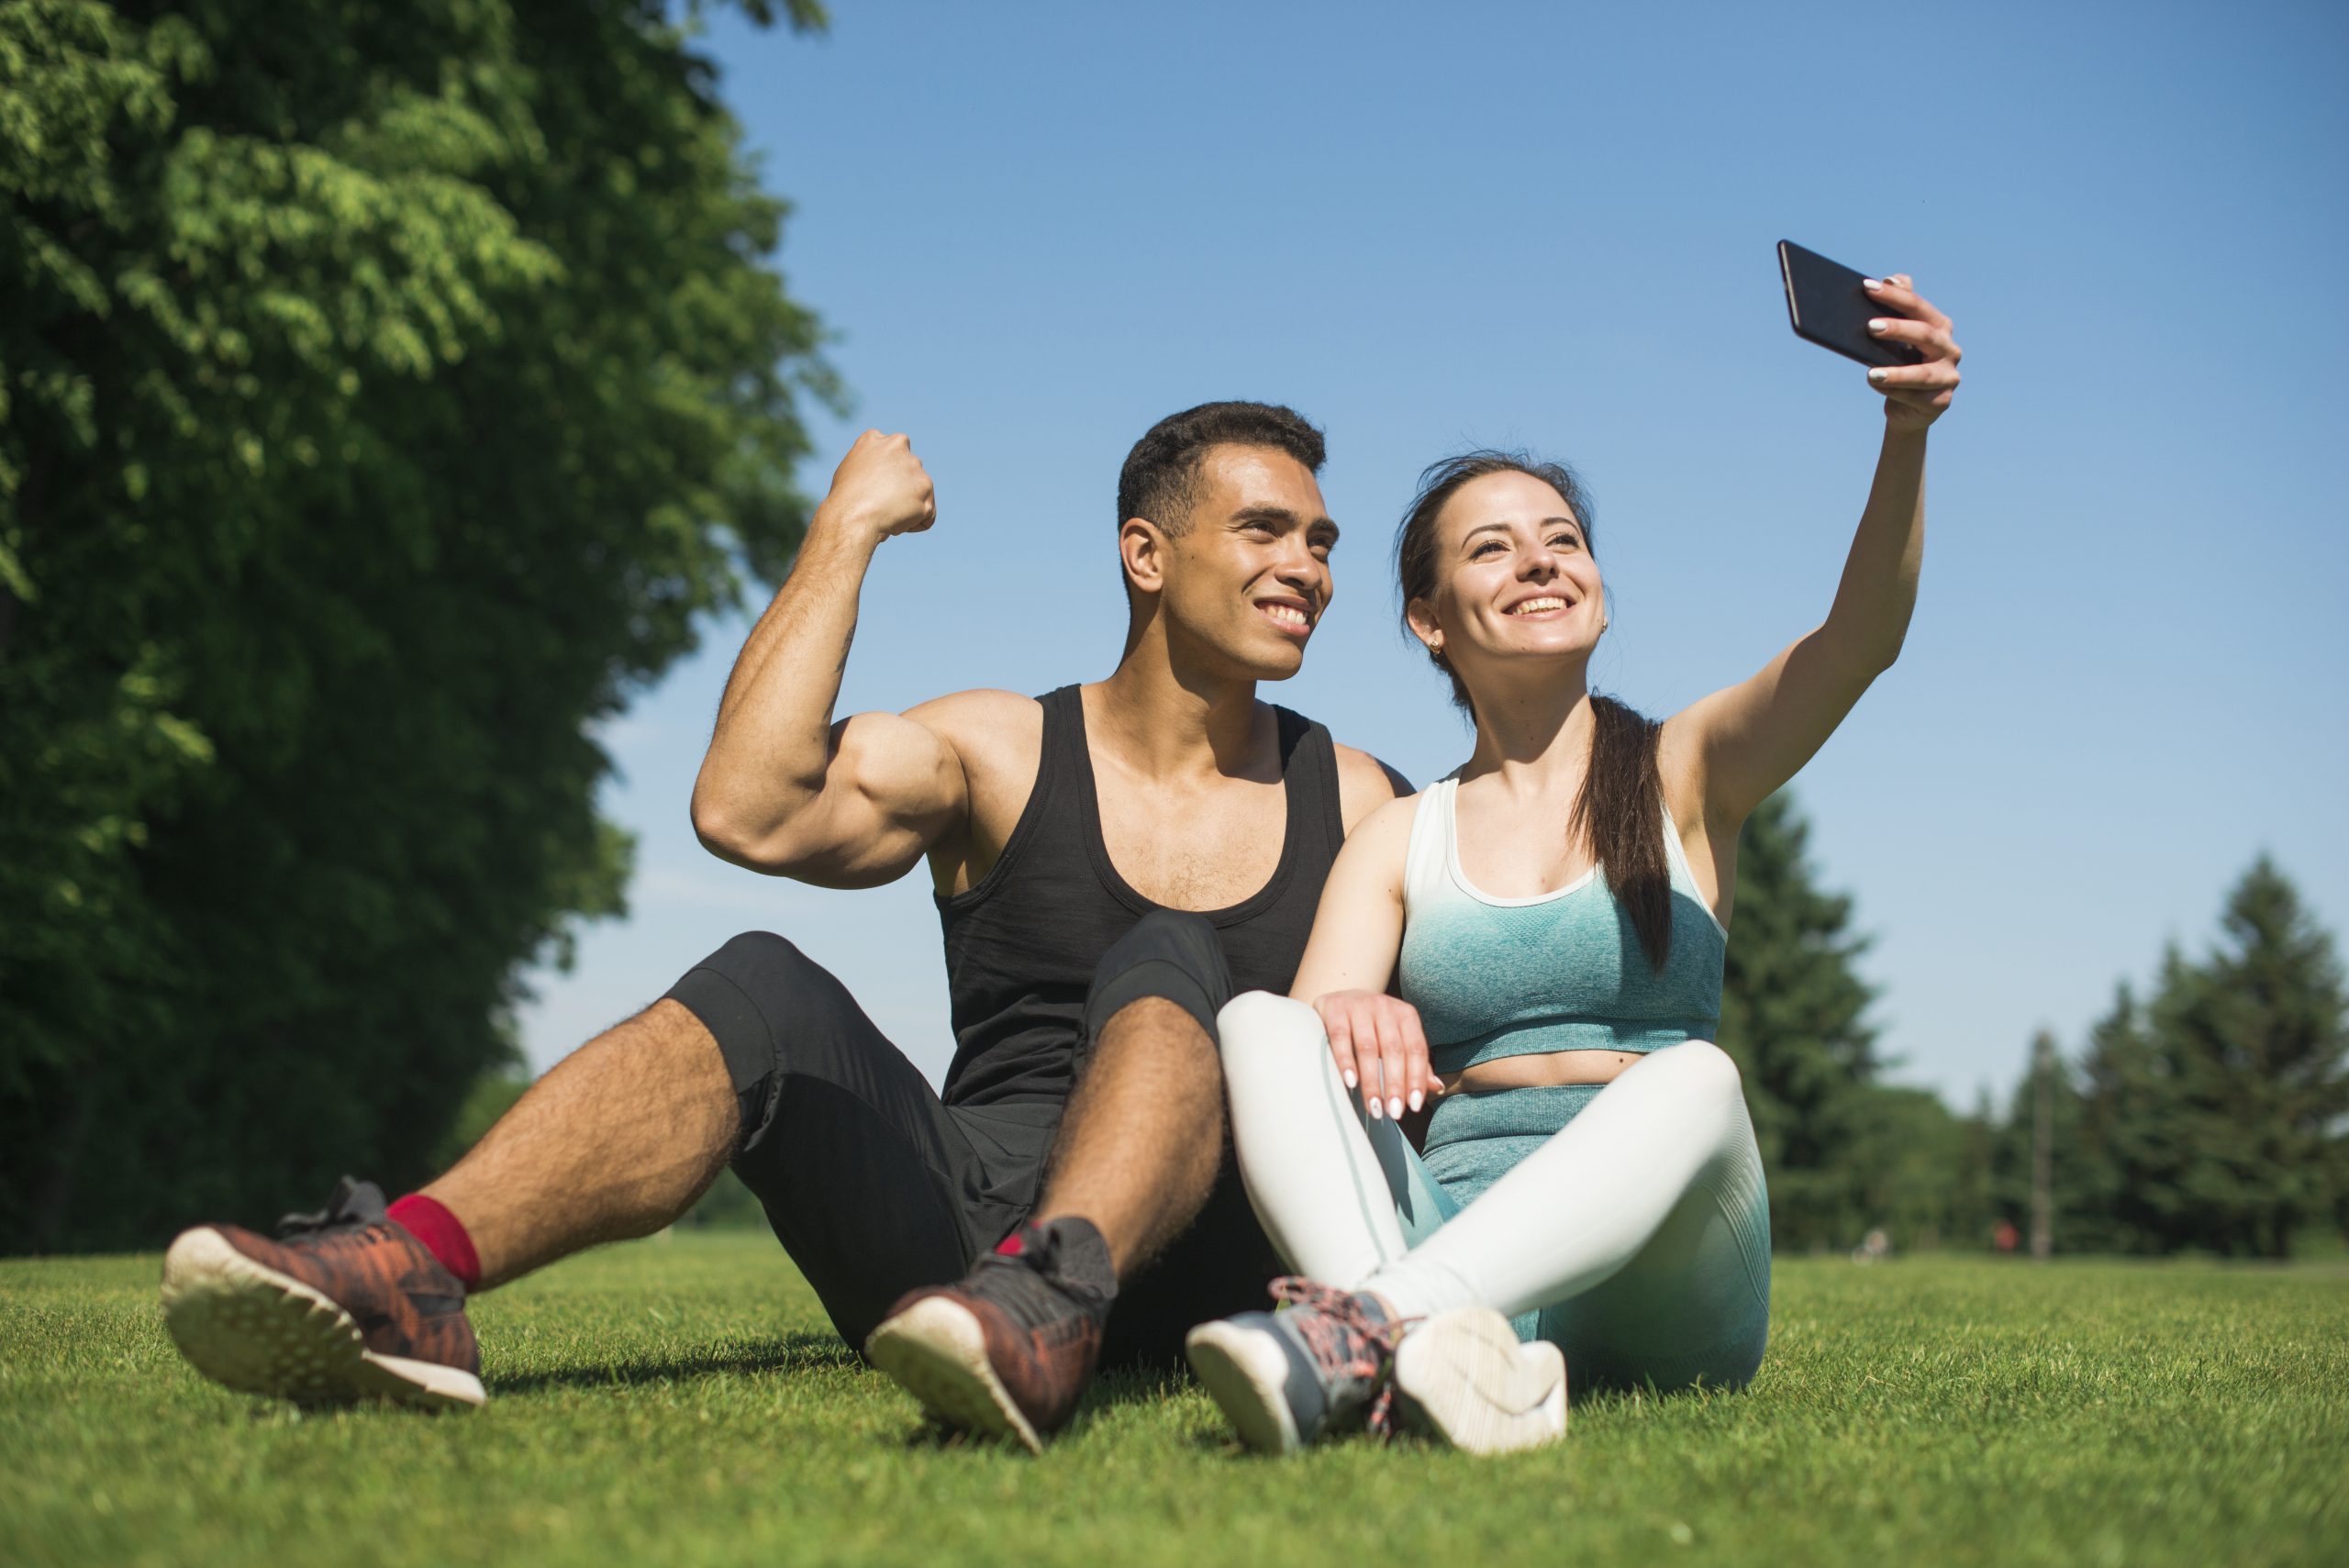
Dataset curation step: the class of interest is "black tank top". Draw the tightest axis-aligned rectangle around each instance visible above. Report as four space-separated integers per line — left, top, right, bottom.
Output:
935 684 1345 1107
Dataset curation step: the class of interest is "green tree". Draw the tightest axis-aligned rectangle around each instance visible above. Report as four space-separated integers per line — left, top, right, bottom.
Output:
1988 1029 2120 1255
1841 1084 1990 1252
1716 790 1882 1249
1 0 838 1251
2076 859 2348 1258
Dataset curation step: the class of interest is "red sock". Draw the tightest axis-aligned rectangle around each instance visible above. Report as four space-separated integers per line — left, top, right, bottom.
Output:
387 1194 481 1291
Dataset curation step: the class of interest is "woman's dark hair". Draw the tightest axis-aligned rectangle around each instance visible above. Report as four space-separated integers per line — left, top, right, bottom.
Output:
1394 450 1672 972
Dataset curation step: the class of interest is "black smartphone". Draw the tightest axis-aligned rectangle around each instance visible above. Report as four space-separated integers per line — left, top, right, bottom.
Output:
1778 239 1922 369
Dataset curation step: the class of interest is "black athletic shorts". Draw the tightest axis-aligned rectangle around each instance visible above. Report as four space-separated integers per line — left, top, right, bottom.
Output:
662 910 1282 1367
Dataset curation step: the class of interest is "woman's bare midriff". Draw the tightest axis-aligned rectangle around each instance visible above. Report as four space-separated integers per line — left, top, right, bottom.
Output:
1438 1049 1640 1096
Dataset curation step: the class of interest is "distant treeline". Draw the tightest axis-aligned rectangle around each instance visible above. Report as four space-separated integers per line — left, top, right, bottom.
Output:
1716 806 2348 1259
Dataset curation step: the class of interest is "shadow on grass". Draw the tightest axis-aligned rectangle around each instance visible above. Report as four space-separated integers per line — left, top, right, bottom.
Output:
887 1359 1205 1451
490 1331 861 1396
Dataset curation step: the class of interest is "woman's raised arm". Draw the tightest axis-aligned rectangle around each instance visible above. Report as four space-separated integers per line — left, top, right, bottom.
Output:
1664 274 1963 830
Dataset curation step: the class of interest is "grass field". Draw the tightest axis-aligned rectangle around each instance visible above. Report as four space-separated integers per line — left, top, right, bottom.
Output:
3 1234 2343 1568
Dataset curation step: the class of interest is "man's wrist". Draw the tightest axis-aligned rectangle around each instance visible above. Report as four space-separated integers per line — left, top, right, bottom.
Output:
804 500 888 558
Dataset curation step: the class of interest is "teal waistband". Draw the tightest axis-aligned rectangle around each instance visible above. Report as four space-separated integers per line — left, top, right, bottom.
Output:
1428 1018 1716 1077
1425 1084 1601 1152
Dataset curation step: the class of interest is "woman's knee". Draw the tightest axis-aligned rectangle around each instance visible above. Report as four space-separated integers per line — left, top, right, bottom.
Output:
1659 1039 1744 1103
1214 990 1327 1068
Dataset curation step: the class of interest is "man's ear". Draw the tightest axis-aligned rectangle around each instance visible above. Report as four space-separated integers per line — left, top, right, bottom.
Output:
1120 517 1170 596
1404 595 1444 655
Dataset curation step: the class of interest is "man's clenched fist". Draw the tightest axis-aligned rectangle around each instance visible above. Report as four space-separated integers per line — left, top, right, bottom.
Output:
817 430 937 545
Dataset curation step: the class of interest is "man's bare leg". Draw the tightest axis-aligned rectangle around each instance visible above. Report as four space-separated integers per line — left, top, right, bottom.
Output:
425 999 740 1289
863 995 1225 1451
160 998 740 1407
1031 996 1224 1276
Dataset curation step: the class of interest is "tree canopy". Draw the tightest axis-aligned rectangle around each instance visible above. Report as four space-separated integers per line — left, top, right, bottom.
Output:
1 0 837 1251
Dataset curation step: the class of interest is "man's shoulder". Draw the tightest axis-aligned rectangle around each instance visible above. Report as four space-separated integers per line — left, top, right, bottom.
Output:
901 688 1044 783
1321 733 1416 833
906 686 1041 726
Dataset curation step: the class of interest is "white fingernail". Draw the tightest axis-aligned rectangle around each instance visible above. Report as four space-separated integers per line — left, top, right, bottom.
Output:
1367 1096 1384 1120
1868 367 1887 382
1388 1097 1404 1119
1863 277 1882 291
1408 1091 1424 1113
1342 1070 1357 1089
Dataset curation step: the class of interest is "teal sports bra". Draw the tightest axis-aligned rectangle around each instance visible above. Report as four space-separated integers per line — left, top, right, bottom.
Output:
1396 776 1728 1076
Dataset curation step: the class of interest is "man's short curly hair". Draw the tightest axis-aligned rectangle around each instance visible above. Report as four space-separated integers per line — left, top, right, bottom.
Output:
1116 401 1326 537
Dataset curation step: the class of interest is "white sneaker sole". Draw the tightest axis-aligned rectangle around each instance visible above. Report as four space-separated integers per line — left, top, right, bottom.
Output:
1184 1319 1305 1455
1392 1307 1566 1454
159 1228 485 1411
864 1296 1043 1454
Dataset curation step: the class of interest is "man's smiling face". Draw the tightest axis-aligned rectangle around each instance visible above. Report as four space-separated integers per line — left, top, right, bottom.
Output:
1150 444 1339 682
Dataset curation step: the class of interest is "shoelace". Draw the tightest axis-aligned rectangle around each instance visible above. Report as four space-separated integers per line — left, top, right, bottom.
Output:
277 1175 390 1238
1270 1276 1413 1437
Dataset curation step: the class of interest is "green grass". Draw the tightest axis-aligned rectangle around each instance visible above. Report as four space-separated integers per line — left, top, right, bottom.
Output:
3 1236 2343 1568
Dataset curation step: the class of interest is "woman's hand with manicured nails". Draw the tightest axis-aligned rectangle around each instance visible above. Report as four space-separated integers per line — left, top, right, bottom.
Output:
1861 275 1962 431
1313 990 1439 1122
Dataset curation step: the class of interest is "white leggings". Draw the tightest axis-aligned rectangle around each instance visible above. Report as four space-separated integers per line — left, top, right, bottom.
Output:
1215 991 1772 1395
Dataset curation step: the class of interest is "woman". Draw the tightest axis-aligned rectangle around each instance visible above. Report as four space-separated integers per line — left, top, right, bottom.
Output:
1186 275 1963 1454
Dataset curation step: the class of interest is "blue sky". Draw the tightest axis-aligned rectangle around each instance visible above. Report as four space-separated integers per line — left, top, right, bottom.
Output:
518 0 2349 1115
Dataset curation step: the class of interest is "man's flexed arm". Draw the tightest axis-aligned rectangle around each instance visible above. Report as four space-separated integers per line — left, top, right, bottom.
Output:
690 431 961 887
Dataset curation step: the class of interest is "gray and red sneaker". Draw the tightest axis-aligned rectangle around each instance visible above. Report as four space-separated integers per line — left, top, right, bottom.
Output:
863 1218 1112 1452
160 1177 484 1410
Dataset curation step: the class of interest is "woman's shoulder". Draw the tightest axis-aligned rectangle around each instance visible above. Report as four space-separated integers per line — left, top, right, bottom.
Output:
1349 789 1426 850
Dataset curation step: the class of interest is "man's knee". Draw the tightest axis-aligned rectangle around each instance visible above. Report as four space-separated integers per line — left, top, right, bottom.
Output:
697 929 818 986
1082 909 1235 1053
662 929 842 1156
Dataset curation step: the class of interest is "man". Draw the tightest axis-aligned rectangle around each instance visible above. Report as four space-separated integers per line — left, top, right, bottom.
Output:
160 401 1411 1450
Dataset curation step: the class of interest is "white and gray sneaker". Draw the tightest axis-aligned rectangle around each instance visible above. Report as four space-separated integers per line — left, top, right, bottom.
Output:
1186 1277 1568 1455
1391 1306 1567 1454
1185 1277 1406 1453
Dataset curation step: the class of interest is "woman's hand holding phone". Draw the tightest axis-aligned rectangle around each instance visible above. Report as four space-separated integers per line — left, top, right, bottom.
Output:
1859 274 1963 432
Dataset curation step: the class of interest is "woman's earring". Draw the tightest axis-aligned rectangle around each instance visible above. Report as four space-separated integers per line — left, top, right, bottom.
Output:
1600 618 1610 634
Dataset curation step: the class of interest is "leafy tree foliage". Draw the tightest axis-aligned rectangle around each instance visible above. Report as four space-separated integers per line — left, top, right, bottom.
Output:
1 0 836 1250
1840 1083 1992 1251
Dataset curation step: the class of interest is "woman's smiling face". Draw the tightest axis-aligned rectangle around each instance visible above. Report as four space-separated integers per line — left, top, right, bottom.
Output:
1409 469 1605 683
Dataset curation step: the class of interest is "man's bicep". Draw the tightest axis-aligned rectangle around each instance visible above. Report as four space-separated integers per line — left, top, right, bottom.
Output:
794 709 968 879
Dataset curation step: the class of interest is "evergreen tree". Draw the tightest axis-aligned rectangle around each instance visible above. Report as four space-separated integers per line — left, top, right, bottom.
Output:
2157 859 2346 1256
1 0 837 1249
1716 791 1881 1249
2076 859 2348 1257
1990 1029 2116 1254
